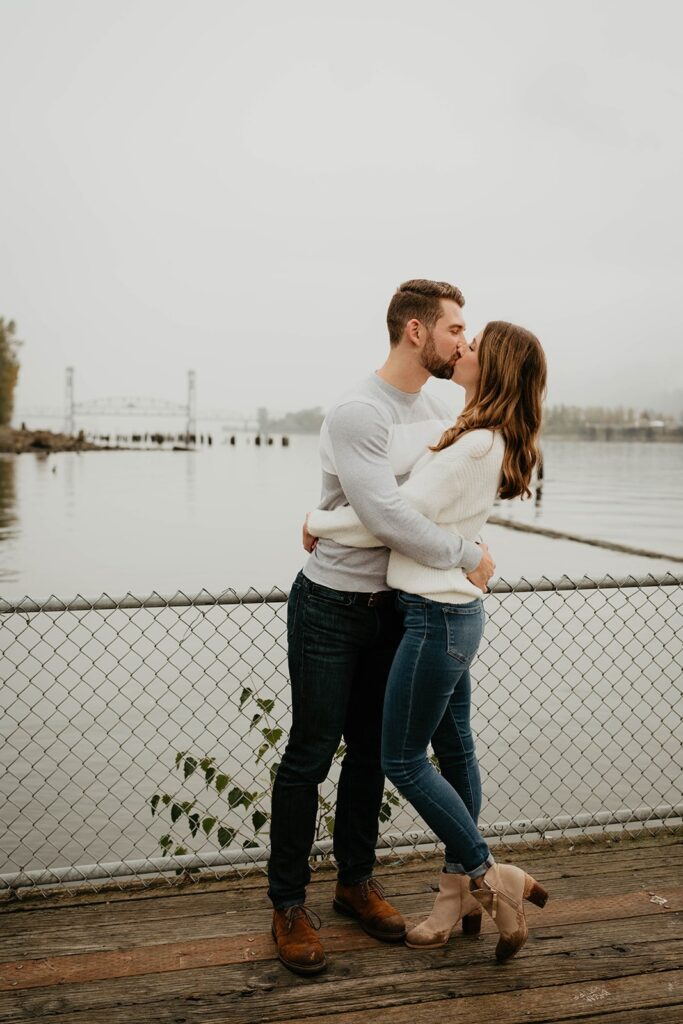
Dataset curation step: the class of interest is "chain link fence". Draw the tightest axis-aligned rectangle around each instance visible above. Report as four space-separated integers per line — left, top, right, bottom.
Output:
1 573 681 895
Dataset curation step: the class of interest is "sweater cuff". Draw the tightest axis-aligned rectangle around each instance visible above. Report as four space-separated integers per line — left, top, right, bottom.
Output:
460 540 483 573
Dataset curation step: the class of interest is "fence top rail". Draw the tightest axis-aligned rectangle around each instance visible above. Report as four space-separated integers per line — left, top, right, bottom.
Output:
1 572 681 615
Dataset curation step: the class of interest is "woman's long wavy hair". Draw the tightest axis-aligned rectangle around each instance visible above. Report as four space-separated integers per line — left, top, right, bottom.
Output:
431 320 547 500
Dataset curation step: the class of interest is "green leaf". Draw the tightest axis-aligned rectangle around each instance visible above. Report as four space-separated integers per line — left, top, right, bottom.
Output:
175 751 186 769
161 794 172 806
188 813 201 838
159 834 172 857
173 846 188 856
255 742 269 763
261 727 283 746
269 762 280 783
255 698 275 714
228 786 257 810
239 687 253 707
170 803 183 824
252 810 268 831
204 767 216 787
217 826 236 848
335 743 347 759
379 802 393 823
199 757 215 770
249 713 263 730
325 816 335 836
228 786 245 809
202 816 217 836
150 794 160 817
183 756 198 779
215 773 231 794
242 840 259 849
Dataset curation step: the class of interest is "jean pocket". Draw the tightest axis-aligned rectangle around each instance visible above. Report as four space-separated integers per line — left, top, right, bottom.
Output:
443 603 484 666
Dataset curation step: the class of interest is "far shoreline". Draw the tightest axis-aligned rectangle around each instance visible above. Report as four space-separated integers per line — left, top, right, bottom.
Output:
2 425 682 454
0 427 194 454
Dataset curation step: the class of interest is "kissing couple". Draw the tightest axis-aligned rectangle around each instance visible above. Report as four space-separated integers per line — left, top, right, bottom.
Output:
267 278 549 974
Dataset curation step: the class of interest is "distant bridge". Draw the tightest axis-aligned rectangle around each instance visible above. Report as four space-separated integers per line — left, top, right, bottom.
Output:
17 369 284 435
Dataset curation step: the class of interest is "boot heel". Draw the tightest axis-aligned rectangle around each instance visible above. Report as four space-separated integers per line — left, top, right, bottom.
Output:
523 874 548 908
461 909 482 935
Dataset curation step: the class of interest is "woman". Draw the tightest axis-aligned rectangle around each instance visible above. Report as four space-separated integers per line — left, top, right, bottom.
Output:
306 320 549 962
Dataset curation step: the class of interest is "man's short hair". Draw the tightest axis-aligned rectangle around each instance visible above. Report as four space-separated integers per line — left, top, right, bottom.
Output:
386 279 465 346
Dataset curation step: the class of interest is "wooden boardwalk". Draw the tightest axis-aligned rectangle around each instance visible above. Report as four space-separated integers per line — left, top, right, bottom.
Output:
0 831 681 1023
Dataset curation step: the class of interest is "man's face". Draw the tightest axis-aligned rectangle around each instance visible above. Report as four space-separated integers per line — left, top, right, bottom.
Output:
419 299 467 380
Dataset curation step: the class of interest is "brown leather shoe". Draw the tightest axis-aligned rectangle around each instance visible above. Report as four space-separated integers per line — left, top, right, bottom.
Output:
271 906 327 975
333 877 406 941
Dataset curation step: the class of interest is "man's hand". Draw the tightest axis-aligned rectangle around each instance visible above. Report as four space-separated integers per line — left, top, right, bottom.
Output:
303 514 318 553
466 542 495 592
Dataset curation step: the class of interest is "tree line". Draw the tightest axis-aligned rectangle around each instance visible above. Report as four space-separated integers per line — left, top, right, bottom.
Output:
268 403 678 435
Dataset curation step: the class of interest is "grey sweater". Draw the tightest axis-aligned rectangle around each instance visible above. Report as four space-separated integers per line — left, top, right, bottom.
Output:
304 373 482 592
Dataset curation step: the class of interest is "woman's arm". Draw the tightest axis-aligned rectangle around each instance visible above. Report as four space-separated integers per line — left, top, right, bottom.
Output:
307 432 495 548
307 503 382 548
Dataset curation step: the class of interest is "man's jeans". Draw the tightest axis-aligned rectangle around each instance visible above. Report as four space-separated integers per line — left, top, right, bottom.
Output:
382 590 494 878
267 570 403 909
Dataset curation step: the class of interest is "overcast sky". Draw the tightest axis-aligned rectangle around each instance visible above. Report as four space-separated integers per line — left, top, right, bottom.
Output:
2 0 682 420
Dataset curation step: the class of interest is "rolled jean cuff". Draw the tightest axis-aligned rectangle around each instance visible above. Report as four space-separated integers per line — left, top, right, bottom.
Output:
444 853 495 879
468 853 496 880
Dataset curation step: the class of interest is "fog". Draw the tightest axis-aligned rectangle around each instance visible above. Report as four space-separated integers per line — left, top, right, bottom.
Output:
2 0 682 419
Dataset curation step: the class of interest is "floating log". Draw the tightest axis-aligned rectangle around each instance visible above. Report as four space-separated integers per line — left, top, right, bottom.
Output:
487 516 683 563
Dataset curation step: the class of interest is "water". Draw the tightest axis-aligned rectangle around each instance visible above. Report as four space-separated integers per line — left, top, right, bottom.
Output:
493 439 683 559
1 434 682 598
1 433 681 879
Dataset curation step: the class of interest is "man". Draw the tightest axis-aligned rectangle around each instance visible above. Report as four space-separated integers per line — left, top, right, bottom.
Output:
268 279 496 975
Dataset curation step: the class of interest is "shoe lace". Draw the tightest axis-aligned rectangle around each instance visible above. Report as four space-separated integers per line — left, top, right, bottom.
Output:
284 905 322 932
360 877 387 901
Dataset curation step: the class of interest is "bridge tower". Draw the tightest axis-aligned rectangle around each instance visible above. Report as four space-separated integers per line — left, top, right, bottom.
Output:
257 406 269 440
64 367 75 436
186 370 196 442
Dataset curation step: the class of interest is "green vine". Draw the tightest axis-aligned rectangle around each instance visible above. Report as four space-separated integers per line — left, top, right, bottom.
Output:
148 682 405 872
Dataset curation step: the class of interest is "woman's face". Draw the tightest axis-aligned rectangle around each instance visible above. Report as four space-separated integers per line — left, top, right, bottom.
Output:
453 329 482 391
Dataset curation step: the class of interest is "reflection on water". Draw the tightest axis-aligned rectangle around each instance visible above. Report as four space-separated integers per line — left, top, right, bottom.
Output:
0 456 17 582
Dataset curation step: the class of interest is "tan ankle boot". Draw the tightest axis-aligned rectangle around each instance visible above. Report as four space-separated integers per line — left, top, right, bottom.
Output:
469 863 548 961
405 872 482 949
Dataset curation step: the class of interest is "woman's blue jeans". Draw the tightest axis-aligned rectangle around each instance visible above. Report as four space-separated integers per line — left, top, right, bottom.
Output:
381 591 494 878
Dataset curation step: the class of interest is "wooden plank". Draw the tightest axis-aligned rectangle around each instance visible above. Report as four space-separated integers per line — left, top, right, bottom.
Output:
277 971 683 1024
0 953 680 1024
2 868 680 962
3 838 681 936
1 830 678 916
0 906 680 1005
1 850 679 953
2 834 679 930
576 1007 683 1023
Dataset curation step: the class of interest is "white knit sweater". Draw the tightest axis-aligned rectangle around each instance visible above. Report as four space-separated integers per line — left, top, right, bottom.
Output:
307 428 505 604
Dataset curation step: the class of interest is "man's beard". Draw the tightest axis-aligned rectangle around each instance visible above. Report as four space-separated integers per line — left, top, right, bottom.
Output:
420 332 457 380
